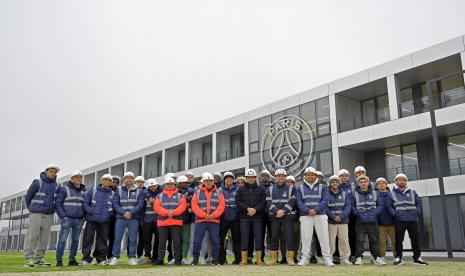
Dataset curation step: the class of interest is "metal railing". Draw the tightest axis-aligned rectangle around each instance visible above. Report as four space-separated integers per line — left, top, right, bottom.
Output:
217 147 245 162
338 106 390 132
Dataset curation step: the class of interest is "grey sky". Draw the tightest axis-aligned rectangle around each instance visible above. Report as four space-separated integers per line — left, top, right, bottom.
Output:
1 0 465 199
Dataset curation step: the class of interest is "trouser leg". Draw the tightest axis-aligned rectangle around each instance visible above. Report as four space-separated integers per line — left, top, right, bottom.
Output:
252 219 263 251
299 216 314 259
208 223 221 261
406 222 421 260
270 220 281 250
379 225 388 257
137 223 144 258
82 221 97 261
219 220 229 263
56 218 72 261
35 214 53 259
69 219 85 261
313 215 331 258
338 224 351 260
157 226 169 262
171 226 182 262
366 223 380 258
240 220 251 251
394 222 407 259
95 223 110 263
181 224 191 259
348 217 356 257
193 222 207 258
387 225 396 257
355 223 366 258
142 222 154 258
230 220 241 262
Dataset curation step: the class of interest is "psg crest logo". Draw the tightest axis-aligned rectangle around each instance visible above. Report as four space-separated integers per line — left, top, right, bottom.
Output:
260 115 314 177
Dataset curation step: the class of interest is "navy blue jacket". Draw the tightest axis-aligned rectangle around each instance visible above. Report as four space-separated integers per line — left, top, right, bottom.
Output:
235 182 267 220
220 184 239 221
26 172 59 214
377 190 394 226
113 185 145 220
143 188 161 223
340 182 353 195
351 186 383 224
326 188 351 224
296 180 329 216
55 181 86 219
178 186 194 224
386 187 422 222
266 182 296 220
83 184 115 223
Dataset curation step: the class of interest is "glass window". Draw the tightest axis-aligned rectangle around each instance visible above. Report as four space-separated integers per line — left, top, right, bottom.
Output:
248 120 259 143
448 134 465 175
376 94 390 123
400 87 414 117
316 97 330 125
361 99 375 127
318 151 333 176
402 144 419 181
300 101 317 139
385 146 402 182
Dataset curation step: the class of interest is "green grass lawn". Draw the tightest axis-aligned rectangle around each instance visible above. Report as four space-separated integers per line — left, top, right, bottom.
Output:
0 252 464 275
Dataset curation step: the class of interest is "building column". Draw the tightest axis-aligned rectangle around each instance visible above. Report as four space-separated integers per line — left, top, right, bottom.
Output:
93 173 97 186
329 94 338 135
461 52 465 79
212 133 217 164
243 122 249 169
141 156 146 178
161 149 166 175
185 142 189 171
331 135 340 174
387 75 399 120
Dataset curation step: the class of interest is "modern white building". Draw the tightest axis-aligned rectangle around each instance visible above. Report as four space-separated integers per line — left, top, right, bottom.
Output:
2 35 465 252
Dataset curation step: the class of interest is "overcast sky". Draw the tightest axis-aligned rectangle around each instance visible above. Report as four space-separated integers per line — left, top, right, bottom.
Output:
1 0 465 199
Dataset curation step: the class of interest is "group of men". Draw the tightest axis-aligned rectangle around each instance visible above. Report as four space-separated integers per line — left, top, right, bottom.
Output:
23 163 428 268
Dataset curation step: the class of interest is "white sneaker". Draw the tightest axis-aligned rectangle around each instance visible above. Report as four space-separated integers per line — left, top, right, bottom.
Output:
317 257 323 264
90 259 98 265
80 260 90 266
168 259 176 265
374 257 386 265
128 258 138 265
341 258 353 265
181 258 188 265
185 258 193 265
137 257 145 264
199 257 206 265
297 257 309 266
354 257 363 265
98 260 108 266
206 257 212 264
323 258 335 267
394 257 404 266
109 257 119 266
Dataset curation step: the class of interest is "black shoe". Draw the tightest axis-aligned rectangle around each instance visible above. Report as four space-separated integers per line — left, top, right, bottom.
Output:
68 259 79 266
394 257 403 266
152 259 164 266
56 260 63 267
279 258 287 264
349 256 356 264
413 258 428 265
212 260 220 266
333 256 340 264
310 256 317 264
232 259 240 265
174 260 182 265
192 257 199 266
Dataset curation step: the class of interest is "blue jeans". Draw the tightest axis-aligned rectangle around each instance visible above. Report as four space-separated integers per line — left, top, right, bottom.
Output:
193 222 220 260
112 219 139 258
56 217 85 261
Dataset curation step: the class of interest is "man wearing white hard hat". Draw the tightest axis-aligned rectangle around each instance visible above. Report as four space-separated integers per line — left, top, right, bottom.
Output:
375 177 396 264
338 169 356 263
55 170 86 267
258 169 274 263
296 167 333 267
134 176 146 262
153 177 187 265
218 171 241 265
81 174 115 266
266 169 297 266
109 172 145 266
387 174 428 266
24 164 60 267
176 175 195 264
191 172 225 265
140 178 161 264
236 168 267 266
283 175 300 264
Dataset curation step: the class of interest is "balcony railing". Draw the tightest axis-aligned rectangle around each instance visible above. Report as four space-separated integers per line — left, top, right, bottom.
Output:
338 106 390 132
399 85 465 118
217 147 245 163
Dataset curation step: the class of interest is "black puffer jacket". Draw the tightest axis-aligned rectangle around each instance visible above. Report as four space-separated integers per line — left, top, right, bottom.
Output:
235 182 266 220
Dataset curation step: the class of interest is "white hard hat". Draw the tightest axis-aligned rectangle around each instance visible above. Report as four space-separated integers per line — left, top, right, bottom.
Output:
146 178 159 187
134 176 145 182
375 177 388 185
45 164 60 172
223 171 235 180
185 171 195 177
213 172 223 178
101 174 113 181
304 167 317 175
259 170 271 177
328 175 340 183
285 175 296 183
124 172 135 179
70 170 82 178
394 173 408 182
357 175 370 183
165 172 175 178
177 175 189 183
112 175 121 182
354 166 366 173
338 169 350 176
316 171 324 178
275 169 287 176
245 169 257 177
202 172 214 182
163 177 176 184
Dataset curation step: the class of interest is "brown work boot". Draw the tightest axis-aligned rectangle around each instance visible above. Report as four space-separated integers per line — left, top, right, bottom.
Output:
269 251 278 266
255 251 266 266
240 251 248 266
143 257 151 265
287 251 296 266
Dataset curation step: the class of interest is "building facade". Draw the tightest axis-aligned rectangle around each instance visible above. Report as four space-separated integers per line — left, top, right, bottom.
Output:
2 35 465 252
